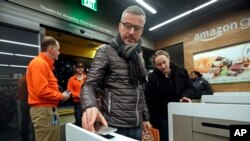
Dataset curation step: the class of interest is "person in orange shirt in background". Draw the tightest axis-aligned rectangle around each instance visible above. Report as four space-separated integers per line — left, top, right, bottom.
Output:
26 36 70 141
67 62 87 127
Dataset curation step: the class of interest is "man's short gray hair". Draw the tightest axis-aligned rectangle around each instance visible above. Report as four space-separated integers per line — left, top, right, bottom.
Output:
120 5 146 24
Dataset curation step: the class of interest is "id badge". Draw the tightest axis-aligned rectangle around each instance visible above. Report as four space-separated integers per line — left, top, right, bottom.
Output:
51 115 58 126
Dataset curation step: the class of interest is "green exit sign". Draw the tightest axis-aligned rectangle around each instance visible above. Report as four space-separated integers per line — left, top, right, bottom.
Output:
81 0 97 11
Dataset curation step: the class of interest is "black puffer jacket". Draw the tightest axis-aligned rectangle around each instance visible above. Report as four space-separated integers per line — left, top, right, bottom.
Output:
80 45 150 128
145 62 195 119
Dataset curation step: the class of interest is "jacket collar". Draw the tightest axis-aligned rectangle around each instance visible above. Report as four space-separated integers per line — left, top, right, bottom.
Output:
39 53 55 70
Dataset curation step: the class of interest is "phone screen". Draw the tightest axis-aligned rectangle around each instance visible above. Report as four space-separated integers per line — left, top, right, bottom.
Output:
96 126 117 135
65 90 71 95
100 134 115 139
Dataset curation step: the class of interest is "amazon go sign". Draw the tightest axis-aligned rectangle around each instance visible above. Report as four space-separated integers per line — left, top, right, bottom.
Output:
194 17 250 41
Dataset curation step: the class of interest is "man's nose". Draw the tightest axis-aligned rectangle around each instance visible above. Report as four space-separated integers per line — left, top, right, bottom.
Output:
128 27 135 34
161 64 165 69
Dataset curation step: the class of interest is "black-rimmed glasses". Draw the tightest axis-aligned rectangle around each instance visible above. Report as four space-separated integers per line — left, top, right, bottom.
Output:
120 22 144 32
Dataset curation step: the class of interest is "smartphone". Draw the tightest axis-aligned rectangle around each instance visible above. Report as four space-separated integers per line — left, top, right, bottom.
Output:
96 126 117 135
65 90 72 95
100 134 115 139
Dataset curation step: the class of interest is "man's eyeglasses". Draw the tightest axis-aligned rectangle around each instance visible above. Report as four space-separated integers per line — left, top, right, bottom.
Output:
120 22 143 32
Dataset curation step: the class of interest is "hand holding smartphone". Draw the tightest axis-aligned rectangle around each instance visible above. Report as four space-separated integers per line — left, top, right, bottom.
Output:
61 90 71 101
64 90 72 95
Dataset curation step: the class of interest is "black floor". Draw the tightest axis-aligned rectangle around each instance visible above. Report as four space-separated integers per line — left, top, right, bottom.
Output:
0 129 21 141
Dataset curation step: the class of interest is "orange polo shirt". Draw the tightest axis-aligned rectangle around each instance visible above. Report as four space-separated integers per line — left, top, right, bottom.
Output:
26 53 63 107
67 74 86 103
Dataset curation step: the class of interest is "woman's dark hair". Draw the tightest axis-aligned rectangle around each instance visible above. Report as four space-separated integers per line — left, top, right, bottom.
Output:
192 71 202 78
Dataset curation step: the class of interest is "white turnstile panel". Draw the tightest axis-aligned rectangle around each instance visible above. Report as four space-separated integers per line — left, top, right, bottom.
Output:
66 123 137 141
202 92 250 104
168 102 250 141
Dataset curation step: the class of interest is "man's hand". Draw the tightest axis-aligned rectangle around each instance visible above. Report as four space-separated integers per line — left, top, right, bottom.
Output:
61 91 70 101
82 107 108 132
143 121 152 131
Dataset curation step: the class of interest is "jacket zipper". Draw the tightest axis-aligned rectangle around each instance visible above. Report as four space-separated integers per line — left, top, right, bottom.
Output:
136 86 139 126
108 92 111 113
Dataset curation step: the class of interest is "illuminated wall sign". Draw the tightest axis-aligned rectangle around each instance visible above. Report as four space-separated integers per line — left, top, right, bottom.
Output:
194 16 250 41
81 0 97 11
8 0 114 35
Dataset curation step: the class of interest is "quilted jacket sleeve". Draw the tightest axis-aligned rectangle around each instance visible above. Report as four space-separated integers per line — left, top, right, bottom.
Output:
80 46 109 111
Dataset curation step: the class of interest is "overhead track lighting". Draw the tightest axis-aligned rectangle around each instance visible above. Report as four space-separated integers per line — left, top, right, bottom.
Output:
149 0 218 31
135 0 157 14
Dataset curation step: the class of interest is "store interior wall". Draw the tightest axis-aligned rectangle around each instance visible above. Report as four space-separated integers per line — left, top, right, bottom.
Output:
0 0 154 50
155 8 250 92
0 21 40 141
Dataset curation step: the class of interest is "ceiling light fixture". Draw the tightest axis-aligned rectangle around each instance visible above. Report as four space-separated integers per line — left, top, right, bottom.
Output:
149 0 217 31
135 0 157 14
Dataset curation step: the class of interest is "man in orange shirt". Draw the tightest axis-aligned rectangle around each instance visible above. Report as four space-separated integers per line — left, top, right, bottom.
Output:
26 36 70 141
67 62 87 127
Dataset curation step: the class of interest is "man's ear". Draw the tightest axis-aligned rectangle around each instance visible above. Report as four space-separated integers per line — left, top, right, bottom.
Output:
118 23 122 31
47 46 53 52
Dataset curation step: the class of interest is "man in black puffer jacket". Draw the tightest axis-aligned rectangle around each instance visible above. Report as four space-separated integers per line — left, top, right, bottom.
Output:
80 5 151 140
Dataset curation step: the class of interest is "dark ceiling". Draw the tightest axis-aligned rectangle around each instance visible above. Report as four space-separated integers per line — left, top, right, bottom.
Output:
99 0 249 41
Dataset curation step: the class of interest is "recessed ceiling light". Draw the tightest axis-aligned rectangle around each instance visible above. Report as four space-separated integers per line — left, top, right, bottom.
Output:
135 0 157 14
149 0 218 31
